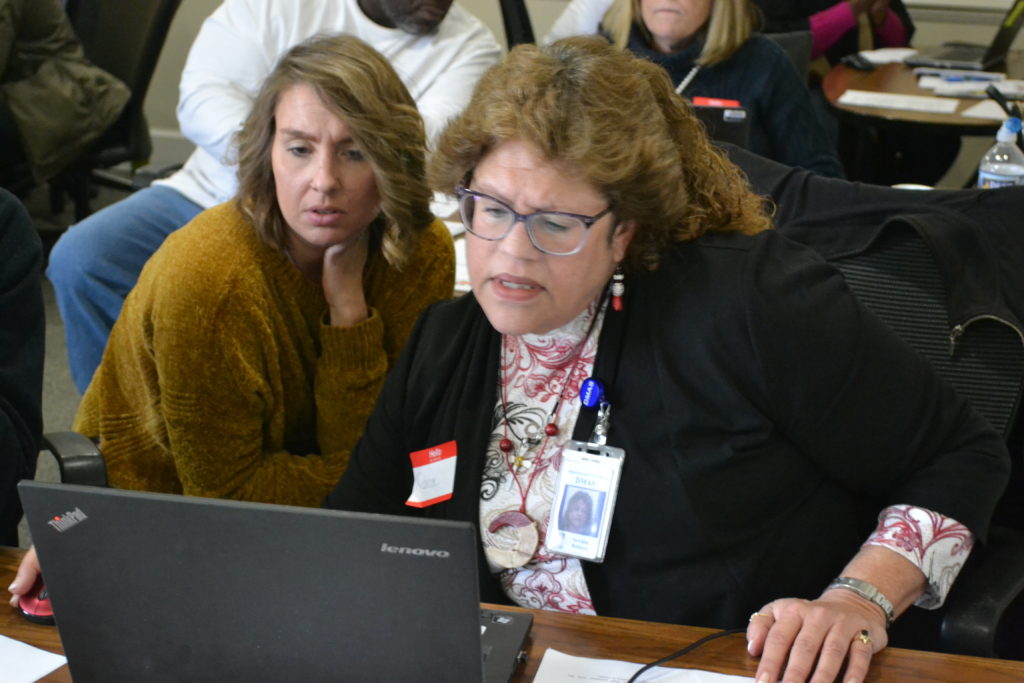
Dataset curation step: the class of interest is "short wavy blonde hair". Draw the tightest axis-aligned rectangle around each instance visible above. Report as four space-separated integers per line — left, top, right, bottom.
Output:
234 34 433 267
603 0 757 66
429 37 770 273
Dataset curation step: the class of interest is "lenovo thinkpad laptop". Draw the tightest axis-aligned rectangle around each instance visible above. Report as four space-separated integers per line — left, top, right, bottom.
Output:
905 0 1024 70
19 481 532 683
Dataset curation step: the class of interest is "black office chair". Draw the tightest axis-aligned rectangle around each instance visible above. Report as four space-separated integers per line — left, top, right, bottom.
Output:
829 227 1024 661
763 30 812 77
48 0 183 221
498 0 534 48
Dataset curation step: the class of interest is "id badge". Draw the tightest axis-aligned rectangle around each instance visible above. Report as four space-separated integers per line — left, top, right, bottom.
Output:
546 440 624 563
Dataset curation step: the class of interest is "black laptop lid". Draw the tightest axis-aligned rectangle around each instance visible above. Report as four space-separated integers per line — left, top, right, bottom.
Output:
906 0 1024 69
985 0 1024 65
19 481 486 682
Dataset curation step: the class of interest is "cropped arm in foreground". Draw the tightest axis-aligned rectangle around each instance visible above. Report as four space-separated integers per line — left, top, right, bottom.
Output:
0 189 43 544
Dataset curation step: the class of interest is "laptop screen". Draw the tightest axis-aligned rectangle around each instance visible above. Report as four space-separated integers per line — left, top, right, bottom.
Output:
986 0 1024 63
19 481 512 682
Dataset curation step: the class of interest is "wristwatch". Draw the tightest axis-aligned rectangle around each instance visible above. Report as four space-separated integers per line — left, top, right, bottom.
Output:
827 576 896 628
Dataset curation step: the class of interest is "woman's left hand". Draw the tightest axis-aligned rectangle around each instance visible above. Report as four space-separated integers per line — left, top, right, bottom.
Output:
746 589 888 683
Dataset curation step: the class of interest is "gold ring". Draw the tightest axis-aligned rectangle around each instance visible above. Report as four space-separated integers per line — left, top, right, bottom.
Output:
748 611 771 623
858 629 871 645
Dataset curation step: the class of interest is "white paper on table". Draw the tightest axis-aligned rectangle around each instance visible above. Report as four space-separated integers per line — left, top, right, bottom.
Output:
918 75 1005 91
930 79 1024 98
912 67 1004 81
533 648 754 683
837 89 959 113
961 100 1011 120
0 634 67 683
859 47 917 64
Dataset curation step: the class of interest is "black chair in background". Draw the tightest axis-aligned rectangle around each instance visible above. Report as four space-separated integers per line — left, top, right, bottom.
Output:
831 227 1024 661
763 30 812 78
498 0 534 48
49 0 182 221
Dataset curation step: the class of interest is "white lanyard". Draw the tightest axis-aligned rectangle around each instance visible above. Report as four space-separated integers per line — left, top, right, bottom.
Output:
674 65 700 96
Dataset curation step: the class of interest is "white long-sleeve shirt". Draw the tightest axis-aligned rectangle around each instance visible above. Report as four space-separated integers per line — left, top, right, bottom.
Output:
158 0 501 209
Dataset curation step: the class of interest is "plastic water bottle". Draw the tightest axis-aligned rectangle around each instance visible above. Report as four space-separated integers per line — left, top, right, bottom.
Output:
977 117 1024 189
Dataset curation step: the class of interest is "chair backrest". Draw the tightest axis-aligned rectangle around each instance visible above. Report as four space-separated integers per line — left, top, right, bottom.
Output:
832 227 1024 439
763 30 812 78
498 0 534 48
64 0 183 166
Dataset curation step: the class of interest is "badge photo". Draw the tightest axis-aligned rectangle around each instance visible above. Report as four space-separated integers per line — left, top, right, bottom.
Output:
547 440 624 562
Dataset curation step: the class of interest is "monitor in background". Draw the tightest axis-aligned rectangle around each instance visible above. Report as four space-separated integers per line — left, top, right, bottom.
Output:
19 481 532 683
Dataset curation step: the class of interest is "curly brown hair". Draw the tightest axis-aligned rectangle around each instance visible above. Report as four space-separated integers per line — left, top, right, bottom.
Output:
234 34 433 267
429 36 771 272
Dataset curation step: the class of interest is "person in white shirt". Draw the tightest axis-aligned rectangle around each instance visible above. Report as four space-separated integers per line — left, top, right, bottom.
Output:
47 0 500 393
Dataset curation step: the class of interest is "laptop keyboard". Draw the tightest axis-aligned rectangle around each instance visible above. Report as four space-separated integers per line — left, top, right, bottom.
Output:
935 45 986 62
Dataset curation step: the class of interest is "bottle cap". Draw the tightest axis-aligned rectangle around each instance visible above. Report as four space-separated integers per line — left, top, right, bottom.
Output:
998 117 1022 141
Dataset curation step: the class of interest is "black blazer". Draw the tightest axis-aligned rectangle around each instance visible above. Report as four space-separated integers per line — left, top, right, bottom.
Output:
326 229 1008 628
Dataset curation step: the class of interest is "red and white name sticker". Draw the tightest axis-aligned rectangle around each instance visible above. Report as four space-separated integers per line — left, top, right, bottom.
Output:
692 96 741 108
405 440 457 508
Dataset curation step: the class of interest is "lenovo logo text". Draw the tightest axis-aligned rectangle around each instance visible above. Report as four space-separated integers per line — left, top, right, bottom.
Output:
380 543 451 558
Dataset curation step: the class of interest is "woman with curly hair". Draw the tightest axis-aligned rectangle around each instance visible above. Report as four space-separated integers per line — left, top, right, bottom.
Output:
325 38 1008 683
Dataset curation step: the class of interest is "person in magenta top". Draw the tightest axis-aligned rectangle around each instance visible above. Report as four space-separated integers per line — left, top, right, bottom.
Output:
753 0 913 65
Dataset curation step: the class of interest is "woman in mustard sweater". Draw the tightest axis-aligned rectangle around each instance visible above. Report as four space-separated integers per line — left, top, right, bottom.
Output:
71 34 454 507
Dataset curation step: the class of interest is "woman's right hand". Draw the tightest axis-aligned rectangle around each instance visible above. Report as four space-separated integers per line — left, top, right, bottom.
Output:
846 0 872 14
868 0 891 27
7 545 40 608
847 0 890 24
321 230 370 328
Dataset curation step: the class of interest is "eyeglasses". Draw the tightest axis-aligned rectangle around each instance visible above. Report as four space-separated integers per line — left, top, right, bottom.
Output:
455 185 612 256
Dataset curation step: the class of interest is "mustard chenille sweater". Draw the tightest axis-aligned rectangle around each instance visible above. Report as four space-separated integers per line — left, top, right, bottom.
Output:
73 202 454 507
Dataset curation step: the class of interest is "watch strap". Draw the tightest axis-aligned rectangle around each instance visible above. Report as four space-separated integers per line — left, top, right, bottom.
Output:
827 576 896 627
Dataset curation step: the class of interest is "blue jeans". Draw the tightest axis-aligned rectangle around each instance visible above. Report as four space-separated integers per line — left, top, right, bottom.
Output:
47 185 203 393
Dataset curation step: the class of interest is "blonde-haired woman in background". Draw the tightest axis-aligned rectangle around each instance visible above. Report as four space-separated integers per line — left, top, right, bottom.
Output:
546 0 842 177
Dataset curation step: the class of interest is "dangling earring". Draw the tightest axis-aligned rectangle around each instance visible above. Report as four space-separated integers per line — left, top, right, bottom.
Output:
611 265 625 312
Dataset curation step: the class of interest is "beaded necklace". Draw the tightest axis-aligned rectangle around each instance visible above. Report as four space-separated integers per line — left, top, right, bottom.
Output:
484 300 603 569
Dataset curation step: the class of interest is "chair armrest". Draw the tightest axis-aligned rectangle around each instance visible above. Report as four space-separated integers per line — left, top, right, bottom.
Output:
41 432 108 487
940 526 1024 658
